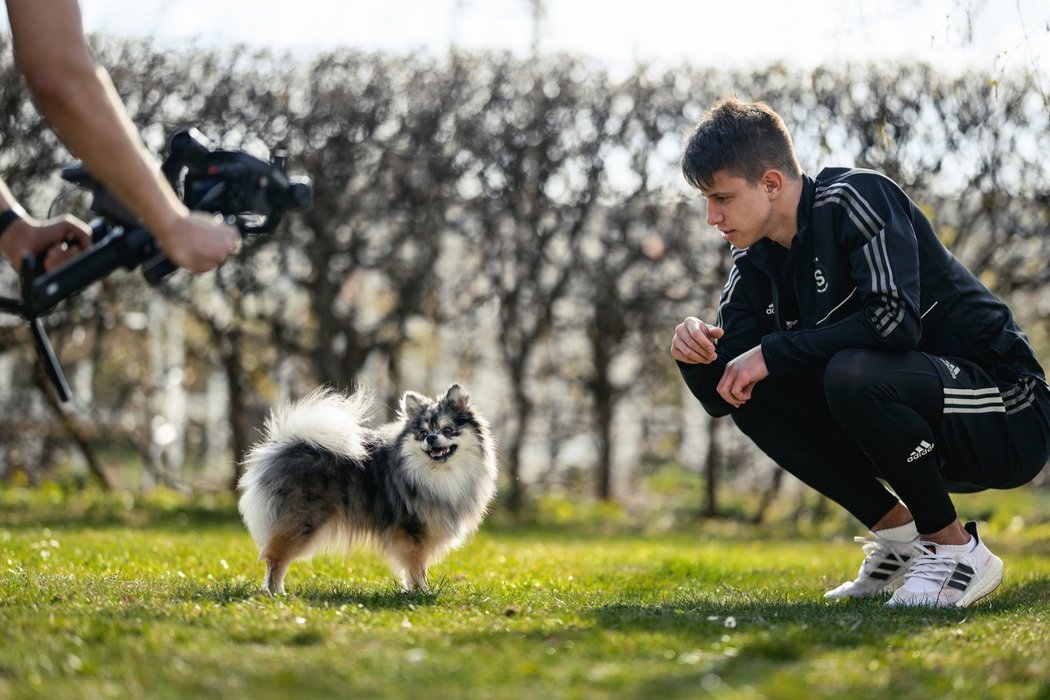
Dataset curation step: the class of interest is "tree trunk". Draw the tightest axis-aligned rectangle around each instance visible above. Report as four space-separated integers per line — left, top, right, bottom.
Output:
595 392 614 501
702 417 722 518
223 334 252 491
590 334 616 502
505 383 532 514
37 371 112 490
750 468 784 524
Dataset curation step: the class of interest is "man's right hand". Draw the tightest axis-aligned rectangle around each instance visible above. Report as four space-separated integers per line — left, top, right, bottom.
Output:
154 212 241 273
670 316 725 365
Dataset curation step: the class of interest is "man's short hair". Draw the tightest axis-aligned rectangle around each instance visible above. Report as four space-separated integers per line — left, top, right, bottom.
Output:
681 98 802 191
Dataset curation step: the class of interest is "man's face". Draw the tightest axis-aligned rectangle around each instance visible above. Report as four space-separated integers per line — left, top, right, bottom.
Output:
699 170 774 249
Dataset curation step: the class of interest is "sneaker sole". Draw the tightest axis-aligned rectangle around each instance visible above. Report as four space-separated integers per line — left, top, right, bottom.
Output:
824 572 907 600
955 554 1004 608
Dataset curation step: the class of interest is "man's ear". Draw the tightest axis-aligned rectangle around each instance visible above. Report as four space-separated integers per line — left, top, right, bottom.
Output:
761 170 784 196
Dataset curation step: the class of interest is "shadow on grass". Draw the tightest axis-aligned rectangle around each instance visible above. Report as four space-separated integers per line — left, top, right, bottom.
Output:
978 576 1050 610
588 576 1050 631
297 586 442 609
176 576 444 611
498 580 1049 696
579 583 1050 697
580 576 1050 664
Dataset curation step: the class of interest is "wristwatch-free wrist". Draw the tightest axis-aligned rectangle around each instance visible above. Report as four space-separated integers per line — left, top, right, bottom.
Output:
0 208 23 239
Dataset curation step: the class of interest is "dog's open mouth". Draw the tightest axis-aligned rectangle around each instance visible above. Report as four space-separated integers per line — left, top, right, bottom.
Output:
427 444 458 461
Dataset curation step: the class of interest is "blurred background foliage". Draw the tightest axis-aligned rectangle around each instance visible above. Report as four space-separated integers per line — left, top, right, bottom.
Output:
1 35 1048 520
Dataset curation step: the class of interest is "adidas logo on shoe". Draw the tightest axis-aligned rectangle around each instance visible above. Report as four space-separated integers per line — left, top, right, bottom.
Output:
946 562 976 591
907 440 934 462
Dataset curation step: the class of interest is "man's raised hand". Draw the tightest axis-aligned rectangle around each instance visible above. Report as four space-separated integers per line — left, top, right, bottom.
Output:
670 316 724 365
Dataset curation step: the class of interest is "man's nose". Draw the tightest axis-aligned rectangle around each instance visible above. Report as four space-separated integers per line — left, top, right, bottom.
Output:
706 203 722 226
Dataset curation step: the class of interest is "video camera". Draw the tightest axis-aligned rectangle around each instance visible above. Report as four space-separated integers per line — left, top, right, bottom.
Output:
0 128 312 402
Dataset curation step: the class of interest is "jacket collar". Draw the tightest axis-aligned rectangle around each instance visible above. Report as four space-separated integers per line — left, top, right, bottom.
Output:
736 173 816 274
797 172 816 236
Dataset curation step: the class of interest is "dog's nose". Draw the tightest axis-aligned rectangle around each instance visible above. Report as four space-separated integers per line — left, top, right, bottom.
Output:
425 434 438 445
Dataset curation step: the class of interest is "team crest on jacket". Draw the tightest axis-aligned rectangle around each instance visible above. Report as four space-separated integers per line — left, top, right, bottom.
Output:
814 265 829 293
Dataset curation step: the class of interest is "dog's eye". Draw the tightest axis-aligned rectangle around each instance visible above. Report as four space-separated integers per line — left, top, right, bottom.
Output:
418 430 428 441
442 427 454 437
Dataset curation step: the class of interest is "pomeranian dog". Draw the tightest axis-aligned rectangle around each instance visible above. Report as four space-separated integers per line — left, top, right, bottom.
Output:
237 384 497 595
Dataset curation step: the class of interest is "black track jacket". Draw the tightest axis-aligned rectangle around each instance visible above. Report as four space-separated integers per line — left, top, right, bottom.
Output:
679 167 1047 416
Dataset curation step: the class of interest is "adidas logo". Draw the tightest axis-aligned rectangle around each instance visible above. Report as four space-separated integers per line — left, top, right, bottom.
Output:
907 440 935 462
868 553 912 581
939 358 961 380
945 562 975 592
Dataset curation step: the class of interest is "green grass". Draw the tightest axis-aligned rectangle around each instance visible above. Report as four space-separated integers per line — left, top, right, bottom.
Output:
1 486 1049 699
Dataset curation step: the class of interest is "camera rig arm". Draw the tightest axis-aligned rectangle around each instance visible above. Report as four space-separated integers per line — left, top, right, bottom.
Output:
0 127 312 401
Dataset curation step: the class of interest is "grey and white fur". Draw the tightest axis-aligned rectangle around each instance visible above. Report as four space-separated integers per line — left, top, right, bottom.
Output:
237 384 497 595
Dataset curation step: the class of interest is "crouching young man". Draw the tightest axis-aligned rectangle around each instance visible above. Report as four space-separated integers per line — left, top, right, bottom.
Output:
670 98 1050 608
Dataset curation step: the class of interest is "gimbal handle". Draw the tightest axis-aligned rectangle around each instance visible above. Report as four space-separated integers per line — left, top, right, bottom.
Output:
20 221 159 317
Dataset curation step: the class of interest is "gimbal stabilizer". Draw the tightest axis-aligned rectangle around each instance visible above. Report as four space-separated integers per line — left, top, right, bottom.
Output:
0 128 312 402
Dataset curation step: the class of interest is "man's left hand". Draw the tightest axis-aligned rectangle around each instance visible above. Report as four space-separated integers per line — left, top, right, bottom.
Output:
1 214 91 272
717 344 769 408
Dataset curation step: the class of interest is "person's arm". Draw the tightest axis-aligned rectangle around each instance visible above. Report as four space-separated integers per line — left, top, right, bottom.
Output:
673 263 767 416
0 176 91 271
5 0 239 272
759 173 923 374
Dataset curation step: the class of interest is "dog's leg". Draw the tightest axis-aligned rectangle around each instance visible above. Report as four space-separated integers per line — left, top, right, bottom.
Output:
262 557 291 596
260 526 310 596
389 528 431 593
407 563 430 593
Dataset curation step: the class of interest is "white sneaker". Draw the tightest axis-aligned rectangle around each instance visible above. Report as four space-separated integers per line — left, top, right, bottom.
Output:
824 523 919 600
886 521 1004 608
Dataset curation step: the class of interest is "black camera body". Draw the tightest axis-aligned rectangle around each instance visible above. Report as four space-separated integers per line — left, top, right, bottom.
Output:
0 127 312 401
166 128 312 235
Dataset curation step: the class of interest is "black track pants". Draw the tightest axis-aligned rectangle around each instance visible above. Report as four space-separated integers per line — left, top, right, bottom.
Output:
680 349 1050 533
726 371 899 527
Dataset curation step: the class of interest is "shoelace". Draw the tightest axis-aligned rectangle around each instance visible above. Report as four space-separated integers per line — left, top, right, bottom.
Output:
903 542 961 587
855 536 912 576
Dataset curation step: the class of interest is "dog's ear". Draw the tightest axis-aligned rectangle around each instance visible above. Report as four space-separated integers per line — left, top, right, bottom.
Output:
399 391 429 418
443 384 472 411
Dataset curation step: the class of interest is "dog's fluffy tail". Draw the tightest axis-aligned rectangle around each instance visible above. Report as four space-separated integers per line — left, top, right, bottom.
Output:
237 388 373 547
